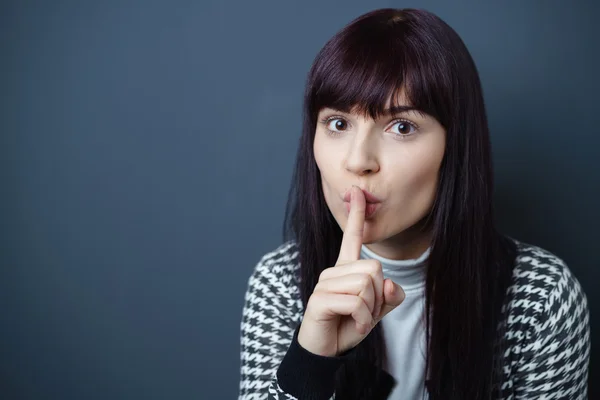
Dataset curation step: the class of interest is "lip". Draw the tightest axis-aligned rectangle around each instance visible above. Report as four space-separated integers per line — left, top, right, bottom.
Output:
342 188 382 218
342 188 382 204
344 201 380 218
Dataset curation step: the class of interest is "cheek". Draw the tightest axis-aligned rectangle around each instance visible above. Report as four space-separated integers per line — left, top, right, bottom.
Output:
391 149 443 211
313 134 327 172
313 136 336 203
408 167 439 208
408 157 440 190
313 136 351 231
313 136 340 182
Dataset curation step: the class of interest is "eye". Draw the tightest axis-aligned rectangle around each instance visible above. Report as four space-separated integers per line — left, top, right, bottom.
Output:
389 119 418 138
324 117 349 133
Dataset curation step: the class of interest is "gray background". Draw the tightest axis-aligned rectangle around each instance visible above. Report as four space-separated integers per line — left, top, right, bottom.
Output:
1 0 598 399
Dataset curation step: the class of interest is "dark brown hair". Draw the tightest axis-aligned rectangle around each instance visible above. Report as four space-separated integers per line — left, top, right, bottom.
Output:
284 8 517 399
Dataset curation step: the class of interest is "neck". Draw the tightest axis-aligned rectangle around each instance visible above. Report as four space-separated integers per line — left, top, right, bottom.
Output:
364 223 433 260
360 242 430 291
364 215 433 260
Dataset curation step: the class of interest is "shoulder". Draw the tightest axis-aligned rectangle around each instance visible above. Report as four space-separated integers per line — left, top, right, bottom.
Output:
511 239 571 295
504 238 589 335
499 242 590 397
251 240 301 286
244 241 302 312
509 239 584 302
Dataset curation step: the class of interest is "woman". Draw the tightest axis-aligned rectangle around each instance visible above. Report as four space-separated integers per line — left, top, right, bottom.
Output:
238 8 590 400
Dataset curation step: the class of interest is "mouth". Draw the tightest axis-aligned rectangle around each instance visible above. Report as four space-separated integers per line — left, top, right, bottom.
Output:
344 201 380 218
342 188 382 218
342 188 382 204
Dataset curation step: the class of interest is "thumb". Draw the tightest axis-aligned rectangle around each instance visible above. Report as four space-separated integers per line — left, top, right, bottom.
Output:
375 279 405 321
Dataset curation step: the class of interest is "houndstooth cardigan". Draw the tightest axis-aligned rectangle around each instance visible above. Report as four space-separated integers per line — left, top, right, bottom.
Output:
238 239 590 399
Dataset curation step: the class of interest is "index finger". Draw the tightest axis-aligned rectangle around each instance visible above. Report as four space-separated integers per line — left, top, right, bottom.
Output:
337 186 366 264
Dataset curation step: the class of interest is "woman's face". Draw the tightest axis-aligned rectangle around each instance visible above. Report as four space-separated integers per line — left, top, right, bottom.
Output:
313 92 446 260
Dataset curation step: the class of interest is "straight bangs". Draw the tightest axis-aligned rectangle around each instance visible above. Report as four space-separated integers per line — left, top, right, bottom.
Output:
306 9 455 129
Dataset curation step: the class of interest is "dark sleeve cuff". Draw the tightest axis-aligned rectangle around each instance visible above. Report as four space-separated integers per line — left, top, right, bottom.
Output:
276 325 357 400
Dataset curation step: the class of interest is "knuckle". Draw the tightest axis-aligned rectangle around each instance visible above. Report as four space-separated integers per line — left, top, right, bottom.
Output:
368 259 382 272
352 228 364 238
353 296 365 311
318 268 330 282
313 281 324 293
308 291 322 306
306 294 324 316
313 291 325 302
357 274 371 290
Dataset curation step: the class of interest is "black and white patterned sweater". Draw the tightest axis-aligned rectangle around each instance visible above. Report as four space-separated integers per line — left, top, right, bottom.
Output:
238 239 590 399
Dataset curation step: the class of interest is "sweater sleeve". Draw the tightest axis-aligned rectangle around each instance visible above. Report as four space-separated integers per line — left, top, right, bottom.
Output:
514 265 590 399
238 248 346 400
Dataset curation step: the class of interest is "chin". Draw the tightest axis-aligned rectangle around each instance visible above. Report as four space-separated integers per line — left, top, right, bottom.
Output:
359 224 384 244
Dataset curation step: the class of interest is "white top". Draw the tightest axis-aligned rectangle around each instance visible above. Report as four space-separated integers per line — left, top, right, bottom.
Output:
360 244 430 400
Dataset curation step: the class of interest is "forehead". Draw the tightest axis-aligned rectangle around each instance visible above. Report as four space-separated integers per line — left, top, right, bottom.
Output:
320 88 414 116
360 88 411 111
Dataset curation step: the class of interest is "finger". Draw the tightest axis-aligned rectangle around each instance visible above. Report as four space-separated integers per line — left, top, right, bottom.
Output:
375 279 405 321
309 292 373 330
319 259 384 318
337 186 366 264
314 273 376 315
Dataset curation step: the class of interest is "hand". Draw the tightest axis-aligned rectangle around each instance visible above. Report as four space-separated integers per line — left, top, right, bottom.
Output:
297 186 406 357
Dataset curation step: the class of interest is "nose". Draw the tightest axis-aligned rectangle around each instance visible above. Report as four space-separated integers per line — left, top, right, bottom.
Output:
344 132 380 176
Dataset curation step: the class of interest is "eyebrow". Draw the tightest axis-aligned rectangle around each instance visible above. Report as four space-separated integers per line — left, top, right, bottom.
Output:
323 105 423 117
385 105 421 115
